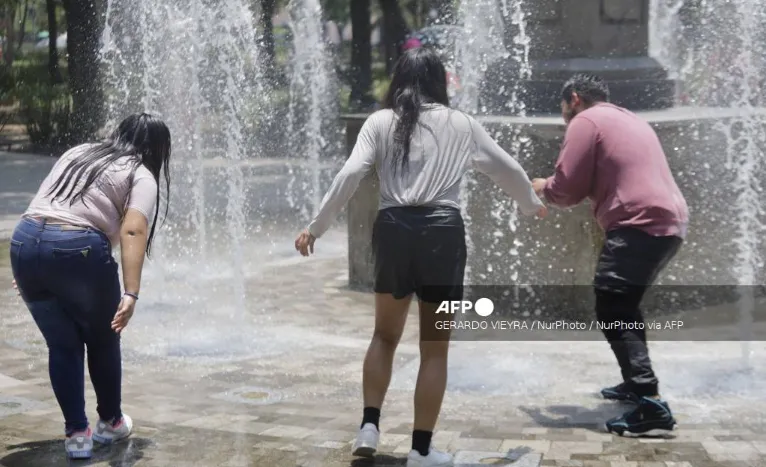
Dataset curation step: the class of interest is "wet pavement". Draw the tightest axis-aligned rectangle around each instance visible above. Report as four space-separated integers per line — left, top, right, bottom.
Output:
1 151 766 466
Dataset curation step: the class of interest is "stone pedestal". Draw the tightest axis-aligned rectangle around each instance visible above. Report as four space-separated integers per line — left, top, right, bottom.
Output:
342 108 766 320
481 0 676 114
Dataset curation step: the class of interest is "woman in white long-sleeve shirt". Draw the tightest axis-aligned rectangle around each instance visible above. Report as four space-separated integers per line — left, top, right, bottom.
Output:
295 48 546 467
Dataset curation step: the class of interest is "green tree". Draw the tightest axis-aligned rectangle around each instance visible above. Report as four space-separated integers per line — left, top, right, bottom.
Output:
1 0 21 67
378 0 408 74
46 0 62 84
320 0 347 24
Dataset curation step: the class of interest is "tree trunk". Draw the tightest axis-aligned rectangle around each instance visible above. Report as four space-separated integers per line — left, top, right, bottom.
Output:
348 0 374 111
259 0 276 81
46 0 62 84
62 0 105 143
2 4 16 67
378 0 408 75
15 0 28 53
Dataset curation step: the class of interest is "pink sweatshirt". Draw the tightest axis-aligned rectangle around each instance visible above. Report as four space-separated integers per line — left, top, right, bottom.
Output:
543 103 689 238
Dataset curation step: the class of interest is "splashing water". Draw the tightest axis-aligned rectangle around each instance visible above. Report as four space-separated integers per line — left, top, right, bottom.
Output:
100 0 265 311
455 0 506 284
456 1 530 286
455 0 506 115
285 0 341 222
717 0 766 369
648 0 685 79
651 0 766 368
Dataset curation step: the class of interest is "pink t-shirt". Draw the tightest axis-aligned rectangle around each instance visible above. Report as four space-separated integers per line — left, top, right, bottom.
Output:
543 103 689 237
24 144 159 246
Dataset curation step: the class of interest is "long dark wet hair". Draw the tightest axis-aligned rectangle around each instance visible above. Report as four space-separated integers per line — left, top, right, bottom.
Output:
382 47 450 172
47 113 172 256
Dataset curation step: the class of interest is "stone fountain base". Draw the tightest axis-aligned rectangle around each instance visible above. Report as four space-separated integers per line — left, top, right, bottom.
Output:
341 107 766 321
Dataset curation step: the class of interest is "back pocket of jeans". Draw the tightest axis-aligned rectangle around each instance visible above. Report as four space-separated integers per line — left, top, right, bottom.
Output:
52 246 92 260
9 239 22 273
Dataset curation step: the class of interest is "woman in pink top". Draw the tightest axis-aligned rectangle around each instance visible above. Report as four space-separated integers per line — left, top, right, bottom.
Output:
8 113 171 459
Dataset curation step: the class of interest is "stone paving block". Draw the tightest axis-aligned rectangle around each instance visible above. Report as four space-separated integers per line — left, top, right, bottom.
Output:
499 439 552 453
0 395 44 418
596 455 626 461
453 450 543 466
259 424 315 439
302 429 355 443
546 441 605 460
222 421 275 435
393 439 412 454
0 374 26 390
448 437 503 452
585 432 614 442
701 439 757 455
380 433 409 446
637 438 669 444
312 440 348 449
708 452 765 462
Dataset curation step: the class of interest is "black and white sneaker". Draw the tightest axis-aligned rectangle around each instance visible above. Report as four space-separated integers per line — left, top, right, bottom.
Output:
600 382 639 403
605 397 677 437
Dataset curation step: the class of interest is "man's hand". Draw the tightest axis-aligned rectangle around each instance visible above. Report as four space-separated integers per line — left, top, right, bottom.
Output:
294 229 316 257
536 205 548 218
12 279 20 296
532 178 548 196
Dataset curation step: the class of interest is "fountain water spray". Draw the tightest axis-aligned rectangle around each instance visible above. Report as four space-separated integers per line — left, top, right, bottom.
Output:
456 0 531 286
100 0 265 311
285 0 340 222
715 0 766 369
651 0 766 368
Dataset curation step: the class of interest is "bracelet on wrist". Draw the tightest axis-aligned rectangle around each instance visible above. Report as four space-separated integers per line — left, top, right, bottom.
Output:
123 292 139 300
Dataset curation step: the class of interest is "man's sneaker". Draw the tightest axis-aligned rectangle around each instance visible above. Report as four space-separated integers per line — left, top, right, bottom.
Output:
605 397 677 437
65 427 93 459
351 423 379 457
601 382 639 403
407 446 454 467
93 414 133 444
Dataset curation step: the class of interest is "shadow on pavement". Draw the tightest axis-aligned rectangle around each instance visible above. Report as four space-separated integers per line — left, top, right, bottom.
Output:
0 436 151 467
518 402 626 432
350 454 406 466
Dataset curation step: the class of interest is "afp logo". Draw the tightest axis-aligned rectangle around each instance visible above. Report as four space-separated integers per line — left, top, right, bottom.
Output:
435 298 494 317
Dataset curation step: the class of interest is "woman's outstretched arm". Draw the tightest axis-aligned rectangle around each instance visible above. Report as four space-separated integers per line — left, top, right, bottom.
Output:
469 118 546 216
305 114 379 239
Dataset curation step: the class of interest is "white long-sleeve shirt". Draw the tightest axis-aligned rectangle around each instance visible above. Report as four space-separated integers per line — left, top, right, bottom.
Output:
307 104 544 238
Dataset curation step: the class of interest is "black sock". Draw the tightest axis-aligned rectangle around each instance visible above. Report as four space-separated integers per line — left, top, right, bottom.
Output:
361 407 380 430
412 430 432 456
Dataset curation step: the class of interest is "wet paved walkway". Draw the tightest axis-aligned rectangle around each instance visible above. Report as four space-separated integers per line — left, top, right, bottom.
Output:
1 152 765 466
2 251 765 467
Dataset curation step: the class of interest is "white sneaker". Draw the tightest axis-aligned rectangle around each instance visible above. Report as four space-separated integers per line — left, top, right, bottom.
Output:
406 446 454 467
351 423 379 457
93 413 133 444
65 428 93 459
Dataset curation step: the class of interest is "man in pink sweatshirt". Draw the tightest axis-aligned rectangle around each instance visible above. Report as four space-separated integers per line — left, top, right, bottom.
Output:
532 74 689 437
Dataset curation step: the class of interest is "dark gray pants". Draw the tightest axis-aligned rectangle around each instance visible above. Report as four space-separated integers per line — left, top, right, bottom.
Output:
594 227 683 397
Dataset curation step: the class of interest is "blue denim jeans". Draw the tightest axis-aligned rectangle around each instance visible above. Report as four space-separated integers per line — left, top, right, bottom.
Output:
9 217 123 435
